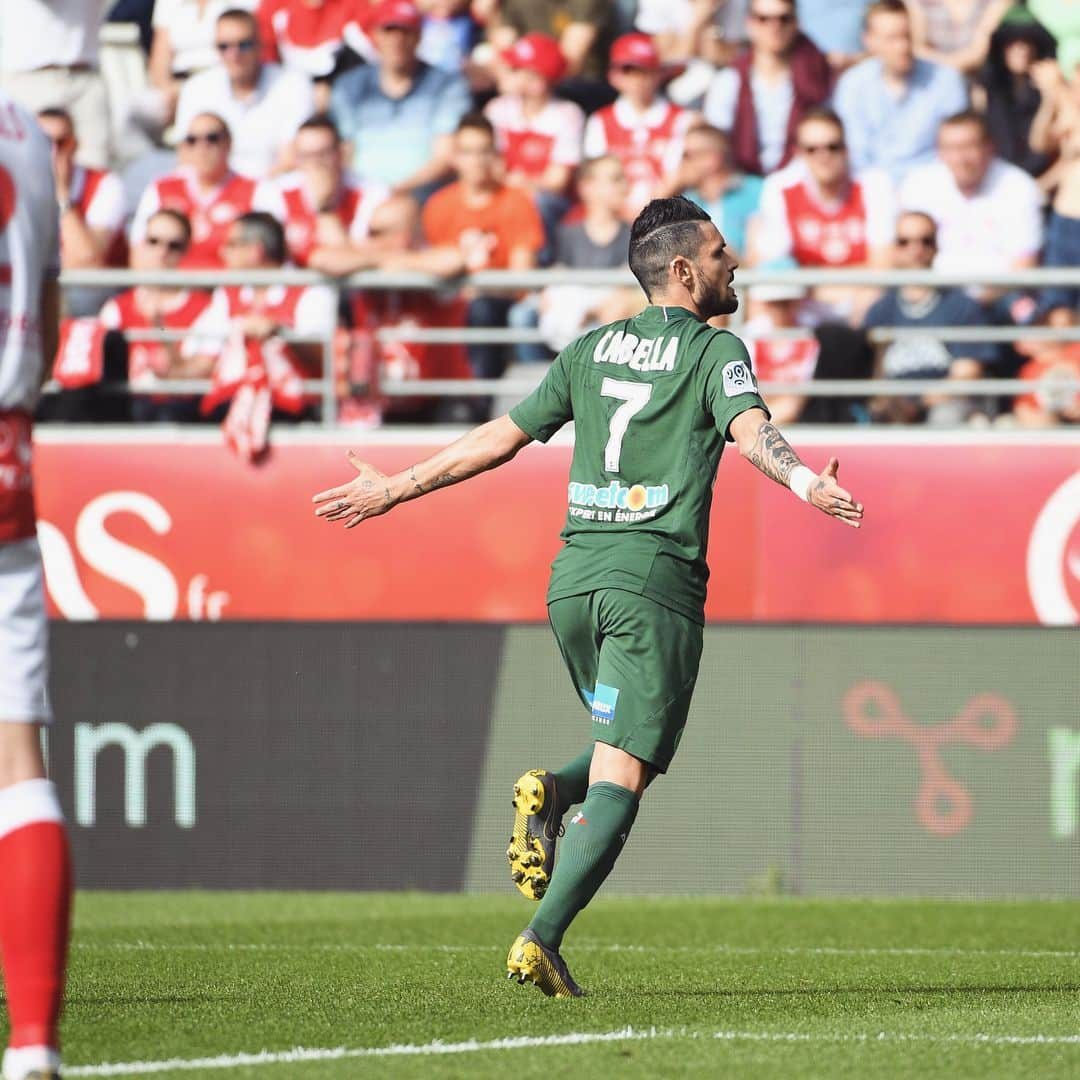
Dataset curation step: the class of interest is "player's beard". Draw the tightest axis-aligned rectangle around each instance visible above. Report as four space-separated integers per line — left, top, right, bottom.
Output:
697 273 739 319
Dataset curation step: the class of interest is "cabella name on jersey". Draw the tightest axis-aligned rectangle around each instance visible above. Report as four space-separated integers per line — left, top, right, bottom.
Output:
593 330 679 372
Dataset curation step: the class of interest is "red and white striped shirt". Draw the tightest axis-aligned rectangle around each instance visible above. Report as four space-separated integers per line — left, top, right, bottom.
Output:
254 171 390 266
484 95 584 179
584 96 694 215
130 167 262 268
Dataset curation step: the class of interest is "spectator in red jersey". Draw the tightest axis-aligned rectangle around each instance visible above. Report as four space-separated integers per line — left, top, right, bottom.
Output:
36 107 127 320
99 209 214 422
422 112 545 387
184 212 337 453
254 114 394 268
36 108 126 273
130 112 261 268
754 108 894 323
703 0 832 176
256 0 372 111
584 34 697 218
485 32 584 255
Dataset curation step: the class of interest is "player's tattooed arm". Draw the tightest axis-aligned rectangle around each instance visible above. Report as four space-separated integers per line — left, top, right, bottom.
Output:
729 408 864 529
313 415 534 528
744 421 801 487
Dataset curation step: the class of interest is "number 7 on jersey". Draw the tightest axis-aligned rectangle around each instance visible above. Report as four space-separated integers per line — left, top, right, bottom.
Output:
600 377 652 473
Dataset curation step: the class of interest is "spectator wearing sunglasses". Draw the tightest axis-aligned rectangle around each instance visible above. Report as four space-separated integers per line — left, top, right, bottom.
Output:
98 209 214 422
754 109 894 322
863 211 995 425
833 0 968 184
176 7 314 178
703 0 831 176
36 108 127 273
36 107 127 319
584 34 697 217
130 113 262 268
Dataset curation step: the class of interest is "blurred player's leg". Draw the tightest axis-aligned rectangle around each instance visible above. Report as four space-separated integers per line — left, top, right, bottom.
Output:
0 543 72 1080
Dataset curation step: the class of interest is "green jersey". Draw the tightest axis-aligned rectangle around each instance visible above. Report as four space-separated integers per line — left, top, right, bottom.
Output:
510 304 769 623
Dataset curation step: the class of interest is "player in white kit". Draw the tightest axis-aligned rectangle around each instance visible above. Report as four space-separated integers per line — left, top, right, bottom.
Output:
0 93 72 1080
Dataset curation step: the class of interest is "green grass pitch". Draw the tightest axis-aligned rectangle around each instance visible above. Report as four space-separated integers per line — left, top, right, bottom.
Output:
9 892 1080 1078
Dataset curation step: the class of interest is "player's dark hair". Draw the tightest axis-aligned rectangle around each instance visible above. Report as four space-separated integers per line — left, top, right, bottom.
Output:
298 113 341 143
628 196 711 299
234 212 287 265
939 109 992 142
456 111 495 140
148 208 193 247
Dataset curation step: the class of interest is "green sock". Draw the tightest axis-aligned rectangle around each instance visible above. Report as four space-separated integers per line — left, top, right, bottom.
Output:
528 781 639 950
551 748 593 814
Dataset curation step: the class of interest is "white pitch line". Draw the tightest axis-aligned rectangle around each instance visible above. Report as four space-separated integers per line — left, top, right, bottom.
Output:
63 1028 661 1076
63 1027 1080 1077
72 941 1080 960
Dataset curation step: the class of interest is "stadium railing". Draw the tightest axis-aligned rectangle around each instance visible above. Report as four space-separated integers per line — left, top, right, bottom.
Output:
54 266 1080 425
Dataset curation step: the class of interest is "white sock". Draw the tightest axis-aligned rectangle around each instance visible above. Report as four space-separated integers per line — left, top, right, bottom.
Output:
2 1045 61 1080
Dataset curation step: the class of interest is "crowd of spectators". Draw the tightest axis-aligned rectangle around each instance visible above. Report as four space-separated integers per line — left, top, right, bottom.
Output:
5 0 1080 436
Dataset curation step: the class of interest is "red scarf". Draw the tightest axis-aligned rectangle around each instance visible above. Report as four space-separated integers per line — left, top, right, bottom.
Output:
731 33 832 176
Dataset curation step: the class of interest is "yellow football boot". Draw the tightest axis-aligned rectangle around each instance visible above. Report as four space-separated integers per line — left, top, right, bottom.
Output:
506 928 584 997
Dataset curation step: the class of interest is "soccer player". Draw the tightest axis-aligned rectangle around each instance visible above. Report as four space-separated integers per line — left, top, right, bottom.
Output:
312 196 863 997
0 94 71 1080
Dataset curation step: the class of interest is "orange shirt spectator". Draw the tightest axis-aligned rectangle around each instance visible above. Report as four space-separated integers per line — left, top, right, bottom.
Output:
422 181 544 269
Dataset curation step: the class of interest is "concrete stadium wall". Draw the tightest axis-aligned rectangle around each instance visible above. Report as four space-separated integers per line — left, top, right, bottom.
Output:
50 622 1080 896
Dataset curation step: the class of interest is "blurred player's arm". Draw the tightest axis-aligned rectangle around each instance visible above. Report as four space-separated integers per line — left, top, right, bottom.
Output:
729 407 864 528
312 415 532 528
39 277 61 385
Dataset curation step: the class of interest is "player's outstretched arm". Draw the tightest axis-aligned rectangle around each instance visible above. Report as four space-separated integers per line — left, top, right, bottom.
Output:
729 408 864 529
312 414 533 529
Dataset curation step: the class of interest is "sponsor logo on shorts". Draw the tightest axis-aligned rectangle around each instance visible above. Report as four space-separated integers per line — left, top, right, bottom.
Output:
591 682 619 726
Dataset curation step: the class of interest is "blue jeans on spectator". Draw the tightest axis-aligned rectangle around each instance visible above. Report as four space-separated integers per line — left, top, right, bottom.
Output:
466 295 514 379
1040 210 1080 312
507 295 554 364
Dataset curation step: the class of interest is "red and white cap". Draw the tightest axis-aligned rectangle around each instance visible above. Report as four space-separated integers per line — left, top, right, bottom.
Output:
502 32 567 84
609 32 662 71
369 0 422 31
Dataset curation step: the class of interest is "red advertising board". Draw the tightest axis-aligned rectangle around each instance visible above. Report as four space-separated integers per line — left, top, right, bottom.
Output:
34 430 1080 624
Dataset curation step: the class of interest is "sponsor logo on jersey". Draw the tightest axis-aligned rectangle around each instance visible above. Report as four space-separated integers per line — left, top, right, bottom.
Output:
722 359 755 396
568 480 669 512
593 330 679 372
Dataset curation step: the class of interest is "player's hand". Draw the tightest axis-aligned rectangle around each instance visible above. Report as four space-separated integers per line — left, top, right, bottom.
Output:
312 450 399 528
808 457 863 529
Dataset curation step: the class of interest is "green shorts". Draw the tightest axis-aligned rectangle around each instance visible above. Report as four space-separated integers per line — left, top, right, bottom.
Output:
547 588 704 774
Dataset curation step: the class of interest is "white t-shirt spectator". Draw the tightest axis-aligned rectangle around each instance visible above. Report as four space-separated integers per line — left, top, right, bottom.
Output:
484 96 584 175
756 166 896 266
635 0 749 43
176 62 315 178
0 0 111 72
703 68 794 174
151 0 258 76
899 158 1044 274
